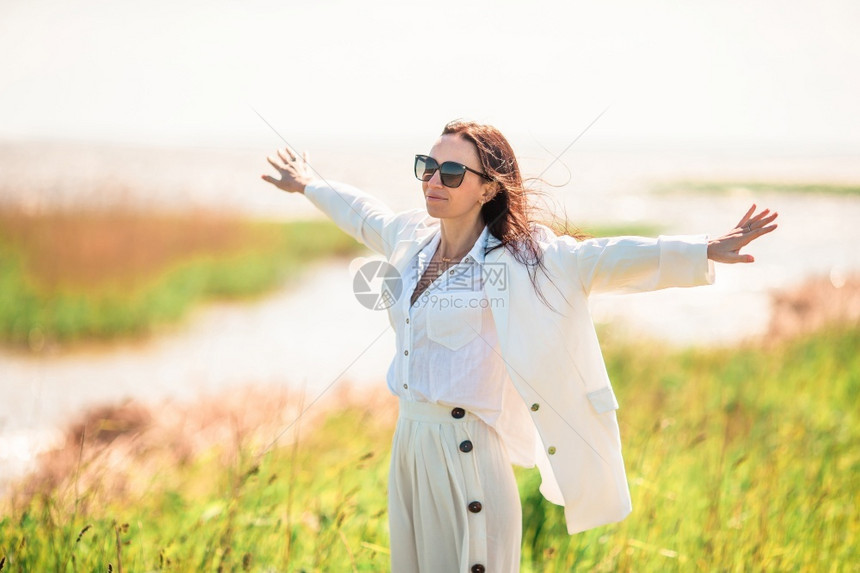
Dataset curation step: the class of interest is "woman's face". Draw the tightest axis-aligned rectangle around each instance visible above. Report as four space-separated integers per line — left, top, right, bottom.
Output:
422 134 492 223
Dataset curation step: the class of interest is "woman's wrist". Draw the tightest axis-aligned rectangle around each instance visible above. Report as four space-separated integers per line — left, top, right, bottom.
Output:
281 178 310 194
295 177 316 194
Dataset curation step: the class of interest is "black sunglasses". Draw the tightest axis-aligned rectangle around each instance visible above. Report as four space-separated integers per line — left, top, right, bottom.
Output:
414 154 492 188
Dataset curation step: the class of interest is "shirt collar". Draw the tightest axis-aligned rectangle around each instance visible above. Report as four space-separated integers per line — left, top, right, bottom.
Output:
464 224 490 266
419 224 490 267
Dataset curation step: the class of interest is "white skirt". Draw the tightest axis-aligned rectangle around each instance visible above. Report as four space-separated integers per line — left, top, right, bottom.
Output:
388 399 522 573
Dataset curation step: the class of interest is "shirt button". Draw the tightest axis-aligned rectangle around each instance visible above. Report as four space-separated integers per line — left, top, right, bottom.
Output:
548 446 557 455
404 350 408 356
459 440 473 453
405 318 409 324
468 501 482 513
451 407 465 419
530 403 540 412
449 269 454 275
471 565 486 573
403 384 408 389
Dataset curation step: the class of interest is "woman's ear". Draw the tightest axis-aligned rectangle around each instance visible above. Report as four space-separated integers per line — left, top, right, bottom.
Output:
481 180 500 203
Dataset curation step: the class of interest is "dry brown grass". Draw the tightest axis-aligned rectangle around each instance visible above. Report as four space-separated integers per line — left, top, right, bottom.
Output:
3 382 398 516
765 273 860 343
0 208 275 291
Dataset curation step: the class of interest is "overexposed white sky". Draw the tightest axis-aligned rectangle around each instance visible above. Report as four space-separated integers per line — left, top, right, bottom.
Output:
1 0 859 149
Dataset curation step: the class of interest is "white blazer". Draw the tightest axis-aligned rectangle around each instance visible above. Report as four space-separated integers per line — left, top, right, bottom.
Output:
304 180 715 534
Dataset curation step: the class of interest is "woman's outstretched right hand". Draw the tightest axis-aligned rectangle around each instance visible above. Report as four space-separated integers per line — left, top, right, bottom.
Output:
261 147 313 194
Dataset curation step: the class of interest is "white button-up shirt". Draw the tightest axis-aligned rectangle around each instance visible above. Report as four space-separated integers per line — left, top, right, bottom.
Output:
385 225 537 466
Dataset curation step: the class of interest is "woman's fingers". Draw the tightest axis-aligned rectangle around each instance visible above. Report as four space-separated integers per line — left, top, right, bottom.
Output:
752 216 778 236
760 211 778 225
736 226 776 251
735 204 757 230
726 250 753 264
262 147 311 194
709 206 778 264
745 211 779 236
734 205 779 236
747 209 776 230
738 218 778 247
750 208 771 222
267 148 304 175
266 155 282 170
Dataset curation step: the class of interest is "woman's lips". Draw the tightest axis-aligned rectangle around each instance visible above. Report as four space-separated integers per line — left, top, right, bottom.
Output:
426 195 447 201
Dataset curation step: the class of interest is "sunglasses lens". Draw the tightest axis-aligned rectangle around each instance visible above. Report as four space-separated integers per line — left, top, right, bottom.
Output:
414 156 470 188
414 155 437 181
439 162 467 188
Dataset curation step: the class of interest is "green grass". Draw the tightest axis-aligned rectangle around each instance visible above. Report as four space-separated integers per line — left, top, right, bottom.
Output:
0 219 364 346
1 325 857 571
0 216 662 348
653 180 860 197
516 325 859 571
582 223 665 238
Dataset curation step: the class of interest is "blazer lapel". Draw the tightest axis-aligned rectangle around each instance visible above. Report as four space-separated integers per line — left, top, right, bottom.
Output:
388 223 439 282
483 236 510 339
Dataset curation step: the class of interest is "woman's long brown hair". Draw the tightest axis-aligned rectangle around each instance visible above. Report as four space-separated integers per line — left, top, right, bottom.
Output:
442 119 586 312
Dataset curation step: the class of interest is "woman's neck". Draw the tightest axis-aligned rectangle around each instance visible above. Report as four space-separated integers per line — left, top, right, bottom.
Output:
437 215 484 261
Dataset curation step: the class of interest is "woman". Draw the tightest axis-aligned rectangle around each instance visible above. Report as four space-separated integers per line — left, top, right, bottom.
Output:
261 120 778 572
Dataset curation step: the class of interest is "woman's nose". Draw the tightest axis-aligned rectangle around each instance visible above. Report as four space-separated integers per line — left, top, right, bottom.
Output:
427 169 444 187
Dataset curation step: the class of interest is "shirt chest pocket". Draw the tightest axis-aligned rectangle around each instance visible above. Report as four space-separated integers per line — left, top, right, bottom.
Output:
425 292 484 351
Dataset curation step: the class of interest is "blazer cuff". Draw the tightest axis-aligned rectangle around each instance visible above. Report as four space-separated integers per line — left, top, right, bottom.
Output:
303 178 329 201
658 234 715 287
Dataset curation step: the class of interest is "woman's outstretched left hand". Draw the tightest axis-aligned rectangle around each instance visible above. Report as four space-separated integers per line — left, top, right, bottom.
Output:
707 204 778 264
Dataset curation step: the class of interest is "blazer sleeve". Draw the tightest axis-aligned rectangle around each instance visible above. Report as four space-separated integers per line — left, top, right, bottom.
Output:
553 234 716 296
303 179 425 258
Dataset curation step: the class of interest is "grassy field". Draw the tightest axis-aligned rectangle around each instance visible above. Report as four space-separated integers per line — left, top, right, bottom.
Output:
1 323 856 571
0 209 365 347
653 180 860 197
0 209 660 349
